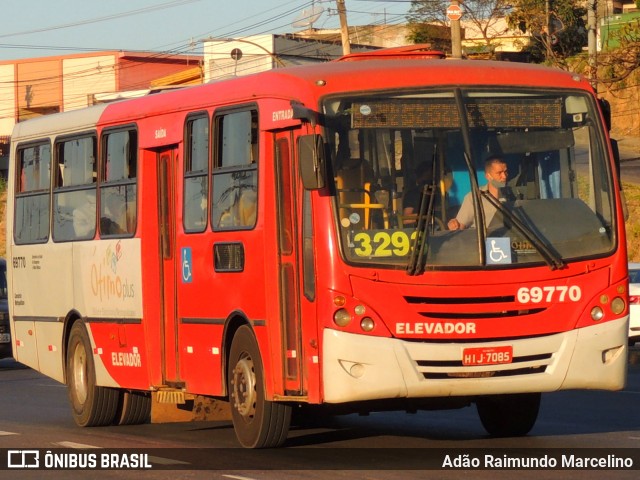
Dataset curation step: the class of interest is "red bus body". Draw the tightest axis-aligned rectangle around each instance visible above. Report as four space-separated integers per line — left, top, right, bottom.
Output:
7 51 629 447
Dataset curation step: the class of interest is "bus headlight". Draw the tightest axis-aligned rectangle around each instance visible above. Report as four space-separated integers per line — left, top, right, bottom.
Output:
360 317 375 332
611 297 625 315
590 306 604 321
334 309 352 327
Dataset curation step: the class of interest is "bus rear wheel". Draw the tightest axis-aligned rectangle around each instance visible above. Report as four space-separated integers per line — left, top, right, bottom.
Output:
66 321 119 427
227 325 291 448
476 392 541 437
115 391 151 425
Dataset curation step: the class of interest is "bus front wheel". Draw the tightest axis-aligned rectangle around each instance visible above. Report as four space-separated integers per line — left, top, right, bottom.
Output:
227 325 291 448
66 321 119 427
476 392 541 437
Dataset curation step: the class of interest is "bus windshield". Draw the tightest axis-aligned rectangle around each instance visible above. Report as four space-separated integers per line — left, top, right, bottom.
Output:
323 88 616 270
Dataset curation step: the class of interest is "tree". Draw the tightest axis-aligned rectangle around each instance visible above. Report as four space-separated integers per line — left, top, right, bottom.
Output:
406 0 513 57
506 0 587 66
598 18 640 85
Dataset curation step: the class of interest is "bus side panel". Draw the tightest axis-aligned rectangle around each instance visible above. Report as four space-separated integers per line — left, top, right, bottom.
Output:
72 239 148 389
87 322 147 389
72 239 143 322
175 230 272 395
34 322 65 383
174 220 229 395
11 320 39 371
177 323 225 395
10 243 73 378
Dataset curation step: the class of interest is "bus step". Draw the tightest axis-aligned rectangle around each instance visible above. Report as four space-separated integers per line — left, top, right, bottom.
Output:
154 389 187 405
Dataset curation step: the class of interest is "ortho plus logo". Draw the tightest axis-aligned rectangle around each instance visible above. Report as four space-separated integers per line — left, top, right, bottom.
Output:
7 450 39 468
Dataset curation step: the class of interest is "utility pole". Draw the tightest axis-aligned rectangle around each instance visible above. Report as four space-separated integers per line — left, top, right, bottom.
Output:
336 0 351 55
587 0 598 91
545 0 552 61
447 1 463 59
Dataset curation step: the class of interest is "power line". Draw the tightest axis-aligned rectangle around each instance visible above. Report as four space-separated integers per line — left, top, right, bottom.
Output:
0 0 204 40
0 2 412 120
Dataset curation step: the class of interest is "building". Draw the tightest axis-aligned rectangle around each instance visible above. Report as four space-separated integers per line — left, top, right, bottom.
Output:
0 51 201 177
294 24 453 53
599 10 640 50
203 34 377 82
607 0 639 13
295 24 412 49
461 17 533 59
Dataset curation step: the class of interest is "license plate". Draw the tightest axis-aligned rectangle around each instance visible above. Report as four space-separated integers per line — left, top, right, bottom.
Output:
0 333 10 343
462 346 513 366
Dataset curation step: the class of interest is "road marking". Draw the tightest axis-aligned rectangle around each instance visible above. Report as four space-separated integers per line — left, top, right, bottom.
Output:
0 431 18 436
222 476 259 480
56 441 101 449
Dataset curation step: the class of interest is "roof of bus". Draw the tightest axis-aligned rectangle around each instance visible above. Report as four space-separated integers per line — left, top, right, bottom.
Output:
11 103 109 142
97 58 592 124
12 58 593 137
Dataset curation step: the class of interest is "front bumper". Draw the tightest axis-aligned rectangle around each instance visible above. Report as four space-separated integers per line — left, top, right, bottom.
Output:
322 317 628 403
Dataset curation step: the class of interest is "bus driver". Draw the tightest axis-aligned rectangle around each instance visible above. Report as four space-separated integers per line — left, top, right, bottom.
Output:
447 155 508 230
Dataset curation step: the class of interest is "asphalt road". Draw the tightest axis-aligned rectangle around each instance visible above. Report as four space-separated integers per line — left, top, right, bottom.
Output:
1 352 639 479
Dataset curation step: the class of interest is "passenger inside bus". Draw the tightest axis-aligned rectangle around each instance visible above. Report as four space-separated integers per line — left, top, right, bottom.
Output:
217 185 257 228
447 155 508 230
100 189 137 235
100 194 126 235
72 193 96 238
237 189 257 226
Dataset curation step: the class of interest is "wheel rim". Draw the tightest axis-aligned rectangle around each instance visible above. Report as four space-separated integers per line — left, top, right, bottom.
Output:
71 341 88 405
231 352 256 420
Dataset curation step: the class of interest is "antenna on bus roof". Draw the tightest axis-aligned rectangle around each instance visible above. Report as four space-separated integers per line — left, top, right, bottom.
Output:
292 2 325 29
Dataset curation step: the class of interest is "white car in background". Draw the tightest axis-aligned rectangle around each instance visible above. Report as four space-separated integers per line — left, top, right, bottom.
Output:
628 263 640 346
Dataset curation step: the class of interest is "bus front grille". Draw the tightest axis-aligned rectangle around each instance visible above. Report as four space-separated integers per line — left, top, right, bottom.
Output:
404 295 546 319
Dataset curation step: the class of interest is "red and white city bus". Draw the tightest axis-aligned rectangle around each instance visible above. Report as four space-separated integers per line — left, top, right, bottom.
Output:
6 46 629 448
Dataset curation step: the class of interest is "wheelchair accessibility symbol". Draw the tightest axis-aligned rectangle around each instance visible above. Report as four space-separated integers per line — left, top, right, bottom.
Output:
486 237 512 265
182 247 193 283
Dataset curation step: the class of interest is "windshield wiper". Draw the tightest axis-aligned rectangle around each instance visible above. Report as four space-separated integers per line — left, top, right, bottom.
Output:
406 183 437 275
480 191 565 270
407 156 439 276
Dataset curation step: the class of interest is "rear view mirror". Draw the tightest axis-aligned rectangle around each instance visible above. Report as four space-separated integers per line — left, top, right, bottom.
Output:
298 134 325 190
598 98 612 131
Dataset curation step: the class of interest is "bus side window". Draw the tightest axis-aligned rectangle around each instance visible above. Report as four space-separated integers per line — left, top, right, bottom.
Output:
52 135 97 242
184 114 209 233
100 128 138 237
14 142 51 244
212 109 258 230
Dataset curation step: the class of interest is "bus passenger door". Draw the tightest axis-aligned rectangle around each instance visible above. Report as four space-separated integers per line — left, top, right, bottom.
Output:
157 147 180 384
275 132 307 395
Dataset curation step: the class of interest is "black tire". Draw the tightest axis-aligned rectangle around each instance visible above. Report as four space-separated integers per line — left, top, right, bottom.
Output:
66 321 119 427
228 325 291 448
476 392 541 437
115 390 151 425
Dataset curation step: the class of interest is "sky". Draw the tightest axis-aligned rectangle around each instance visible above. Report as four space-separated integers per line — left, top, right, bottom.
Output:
0 0 412 61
